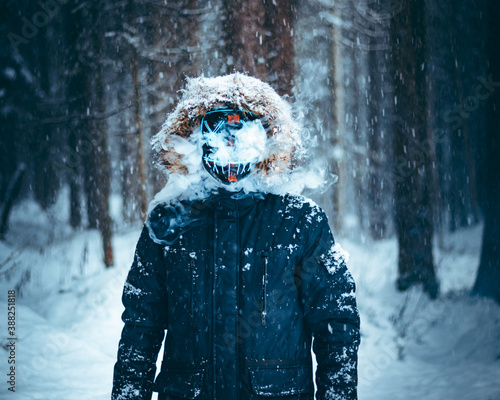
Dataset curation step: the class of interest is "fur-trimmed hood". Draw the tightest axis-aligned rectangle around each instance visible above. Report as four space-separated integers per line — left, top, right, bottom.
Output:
148 73 326 208
151 73 304 178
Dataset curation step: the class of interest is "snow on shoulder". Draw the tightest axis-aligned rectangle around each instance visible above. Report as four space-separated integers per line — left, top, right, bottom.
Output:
149 73 326 210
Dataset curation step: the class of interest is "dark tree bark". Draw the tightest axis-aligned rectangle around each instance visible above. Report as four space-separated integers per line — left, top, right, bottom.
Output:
263 0 295 96
147 0 201 196
83 1 114 267
0 164 26 240
68 127 82 229
223 0 295 96
390 0 438 298
64 3 86 229
128 0 148 222
367 47 389 239
118 84 139 224
31 23 61 210
442 1 481 232
350 48 368 232
472 0 500 304
330 9 347 234
146 3 167 199
0 85 18 226
223 0 268 80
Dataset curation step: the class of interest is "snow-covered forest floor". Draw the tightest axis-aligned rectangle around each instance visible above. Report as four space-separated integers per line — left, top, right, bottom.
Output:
0 194 499 400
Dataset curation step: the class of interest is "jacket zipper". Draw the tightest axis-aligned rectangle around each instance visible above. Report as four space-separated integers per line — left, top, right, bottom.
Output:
212 209 218 400
261 253 268 325
189 256 195 317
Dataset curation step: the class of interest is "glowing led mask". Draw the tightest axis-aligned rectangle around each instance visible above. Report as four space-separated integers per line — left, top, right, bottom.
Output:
200 109 267 184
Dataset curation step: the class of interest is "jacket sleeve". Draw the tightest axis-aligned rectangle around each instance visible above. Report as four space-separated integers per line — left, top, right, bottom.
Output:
298 207 360 400
112 226 168 400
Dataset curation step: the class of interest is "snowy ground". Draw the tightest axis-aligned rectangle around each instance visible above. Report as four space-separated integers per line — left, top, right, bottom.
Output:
0 197 499 400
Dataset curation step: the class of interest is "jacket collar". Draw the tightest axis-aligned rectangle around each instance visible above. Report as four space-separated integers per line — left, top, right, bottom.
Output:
206 188 265 210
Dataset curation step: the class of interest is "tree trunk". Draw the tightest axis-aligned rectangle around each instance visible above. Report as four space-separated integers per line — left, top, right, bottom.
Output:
367 47 388 239
64 2 85 229
128 0 149 222
446 15 480 231
351 47 368 233
222 0 294 96
146 4 167 198
118 83 138 224
472 0 500 304
84 1 114 268
68 127 82 229
32 28 59 210
0 164 26 240
391 0 438 298
147 0 201 195
331 12 346 235
223 0 268 80
263 0 295 96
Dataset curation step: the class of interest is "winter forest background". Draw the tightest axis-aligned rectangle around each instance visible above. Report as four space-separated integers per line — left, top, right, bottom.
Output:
1 0 499 399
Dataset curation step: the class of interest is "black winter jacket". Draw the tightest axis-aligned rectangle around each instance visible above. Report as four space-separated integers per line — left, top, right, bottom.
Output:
112 190 360 400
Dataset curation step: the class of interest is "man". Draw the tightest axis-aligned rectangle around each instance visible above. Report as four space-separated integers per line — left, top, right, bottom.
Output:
112 73 360 400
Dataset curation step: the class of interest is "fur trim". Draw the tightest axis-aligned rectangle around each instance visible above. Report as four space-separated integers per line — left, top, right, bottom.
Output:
151 73 303 178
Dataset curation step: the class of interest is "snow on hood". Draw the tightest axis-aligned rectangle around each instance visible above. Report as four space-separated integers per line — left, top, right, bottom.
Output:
150 73 325 209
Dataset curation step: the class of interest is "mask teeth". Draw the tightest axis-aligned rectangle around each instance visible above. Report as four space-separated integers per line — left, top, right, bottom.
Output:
205 157 219 174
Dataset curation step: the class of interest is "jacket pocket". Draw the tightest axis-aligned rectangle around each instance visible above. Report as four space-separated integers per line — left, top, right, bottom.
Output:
154 367 204 399
249 363 314 397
